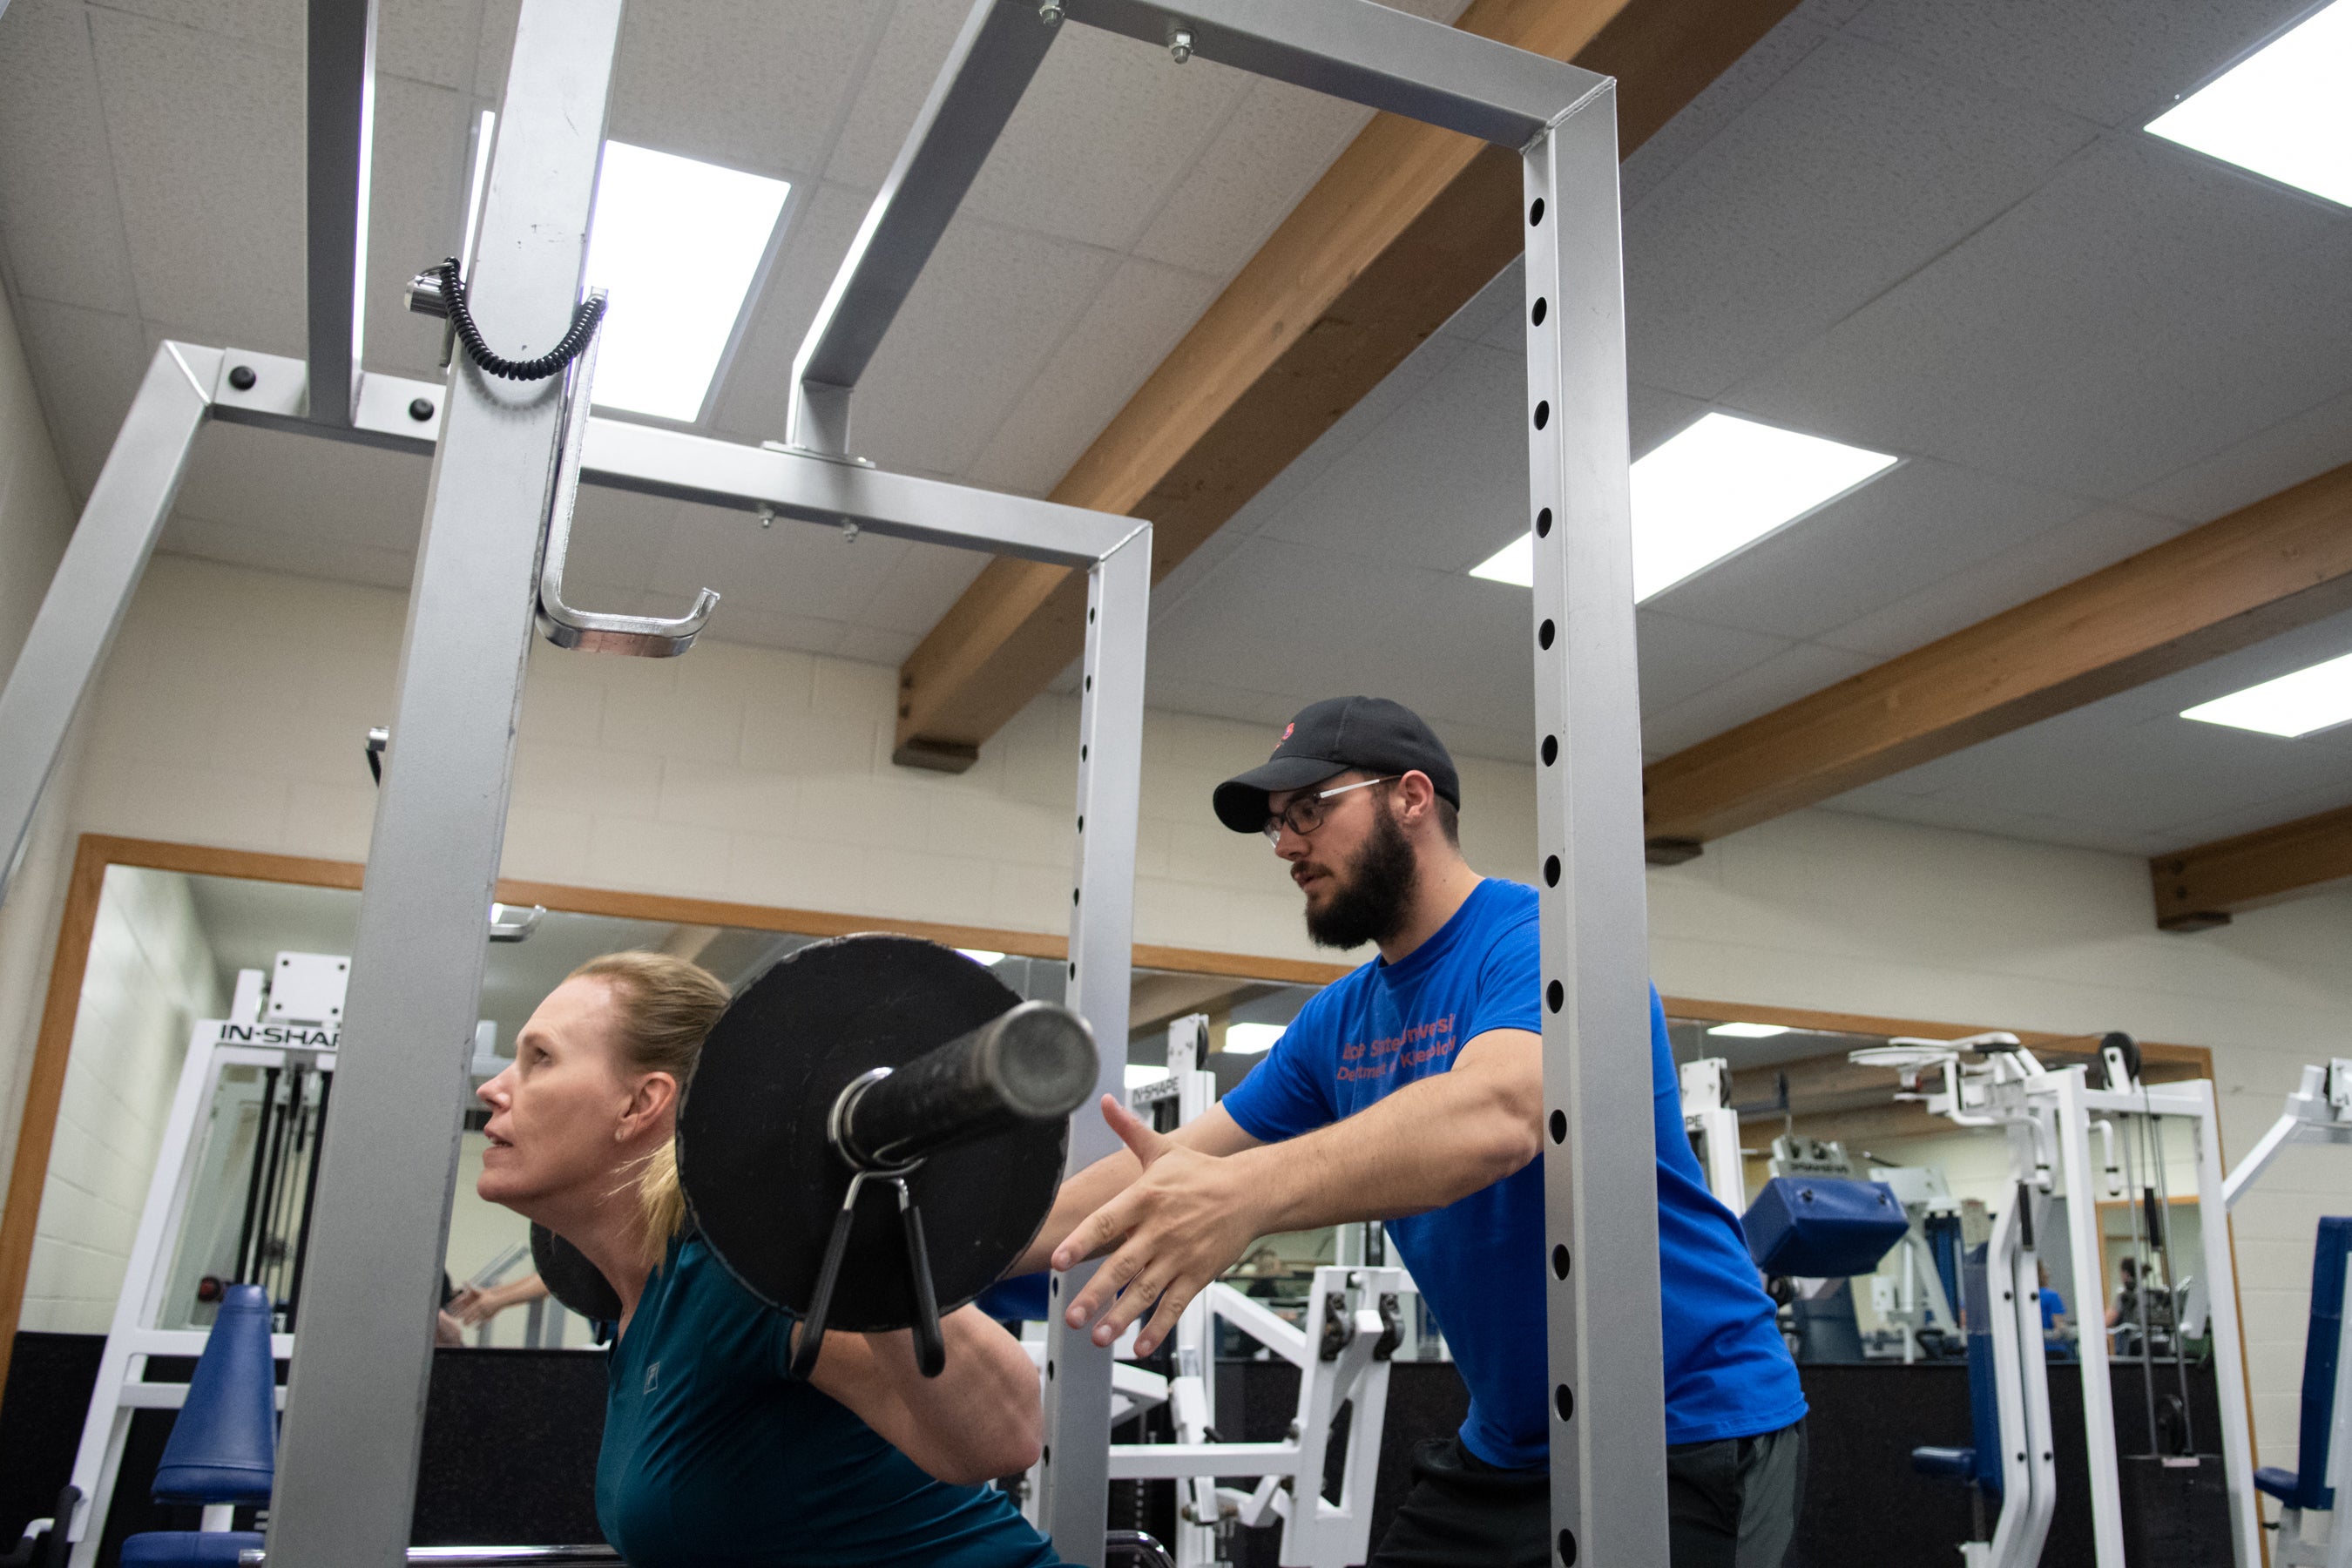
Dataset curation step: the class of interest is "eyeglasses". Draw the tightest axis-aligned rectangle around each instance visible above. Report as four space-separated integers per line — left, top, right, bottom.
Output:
1261 776 1396 845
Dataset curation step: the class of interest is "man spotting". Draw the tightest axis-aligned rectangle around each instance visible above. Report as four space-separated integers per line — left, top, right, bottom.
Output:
1016 696 1808 1567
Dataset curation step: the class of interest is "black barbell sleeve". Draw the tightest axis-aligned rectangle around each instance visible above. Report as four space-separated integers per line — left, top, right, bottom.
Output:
832 1000 1096 1172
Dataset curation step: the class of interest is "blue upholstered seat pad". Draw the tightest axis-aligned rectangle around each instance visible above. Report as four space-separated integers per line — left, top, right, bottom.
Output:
1910 1446 1977 1479
153 1284 277 1505
2254 1466 2304 1501
2272 1216 2350 1512
120 1529 265 1565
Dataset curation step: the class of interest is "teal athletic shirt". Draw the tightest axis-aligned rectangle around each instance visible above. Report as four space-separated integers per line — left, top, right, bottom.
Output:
597 1232 1062 1568
1220 878 1806 1465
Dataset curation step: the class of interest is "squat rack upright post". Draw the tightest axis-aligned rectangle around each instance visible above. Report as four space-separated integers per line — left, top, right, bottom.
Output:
0 3 1660 1566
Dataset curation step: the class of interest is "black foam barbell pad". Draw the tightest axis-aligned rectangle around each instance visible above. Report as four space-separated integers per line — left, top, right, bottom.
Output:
679 934 1073 1334
531 1221 623 1324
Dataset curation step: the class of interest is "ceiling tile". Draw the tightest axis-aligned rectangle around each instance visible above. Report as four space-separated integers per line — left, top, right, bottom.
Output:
851 538 990 636
376 0 484 91
470 0 517 98
172 421 432 558
833 623 919 666
538 482 681 592
1637 639 1872 761
0 1 138 315
1128 78 1369 277
1646 456 2090 641
961 24 1247 253
1844 0 2321 129
12 297 149 498
1622 35 2098 400
1639 639 1880 757
706 179 876 444
1256 340 1526 573
821 0 975 193
1632 609 1796 715
1731 134 2352 500
1814 502 2186 660
362 74 471 380
2126 388 2352 527
967 257 1222 496
1145 537 1539 758
91 8 306 353
607 0 877 179
98 0 301 49
1619 10 1835 210
645 500 919 624
848 217 1117 477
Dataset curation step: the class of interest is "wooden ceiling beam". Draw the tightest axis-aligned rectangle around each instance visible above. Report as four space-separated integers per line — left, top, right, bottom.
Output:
2149 801 2352 931
889 0 1809 767
1642 461 2352 854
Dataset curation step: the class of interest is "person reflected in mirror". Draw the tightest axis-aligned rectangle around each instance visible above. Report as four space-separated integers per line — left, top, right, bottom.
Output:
1016 697 1809 1568
476 951 1061 1568
446 1273 550 1333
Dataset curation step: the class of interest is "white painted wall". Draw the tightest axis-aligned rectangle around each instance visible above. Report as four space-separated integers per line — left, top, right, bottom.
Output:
11 552 2352 1468
0 294 86 1200
18 865 222 1332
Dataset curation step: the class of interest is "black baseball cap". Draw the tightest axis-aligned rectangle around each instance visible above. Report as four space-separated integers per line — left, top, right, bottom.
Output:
1213 697 1461 835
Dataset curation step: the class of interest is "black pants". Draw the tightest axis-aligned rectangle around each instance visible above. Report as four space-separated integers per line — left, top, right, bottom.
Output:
1367 1421 1806 1568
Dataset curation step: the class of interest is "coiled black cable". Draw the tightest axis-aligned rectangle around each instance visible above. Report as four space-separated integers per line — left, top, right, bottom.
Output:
434 256 606 382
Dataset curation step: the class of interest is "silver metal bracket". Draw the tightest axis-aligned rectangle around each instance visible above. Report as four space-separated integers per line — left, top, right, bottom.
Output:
536 325 720 657
759 439 876 470
486 903 544 943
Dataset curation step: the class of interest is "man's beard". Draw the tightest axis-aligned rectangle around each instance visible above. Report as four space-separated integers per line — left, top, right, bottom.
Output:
1304 801 1416 950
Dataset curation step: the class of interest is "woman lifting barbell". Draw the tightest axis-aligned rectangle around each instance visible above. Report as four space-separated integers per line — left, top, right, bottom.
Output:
474 950 1063 1567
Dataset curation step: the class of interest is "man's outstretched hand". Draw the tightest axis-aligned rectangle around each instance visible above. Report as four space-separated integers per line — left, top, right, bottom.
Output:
1051 1095 1271 1357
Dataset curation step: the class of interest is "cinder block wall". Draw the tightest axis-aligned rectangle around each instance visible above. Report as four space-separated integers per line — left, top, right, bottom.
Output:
0 295 87 1213
17 866 220 1332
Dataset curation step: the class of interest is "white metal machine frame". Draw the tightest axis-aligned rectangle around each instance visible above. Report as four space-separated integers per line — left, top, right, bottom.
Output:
1090 1016 1402 1568
66 1017 323 1568
2224 1058 2352 1210
1861 1036 2262 1568
2226 1059 2352 1568
0 3 1659 1565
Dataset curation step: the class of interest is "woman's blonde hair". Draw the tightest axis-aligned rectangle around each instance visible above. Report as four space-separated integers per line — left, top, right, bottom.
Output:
567 950 730 1244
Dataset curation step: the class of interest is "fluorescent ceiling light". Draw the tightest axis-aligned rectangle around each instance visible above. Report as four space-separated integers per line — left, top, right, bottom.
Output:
2180 649 2352 737
2146 0 2352 208
1223 1022 1286 1056
1707 1022 1790 1039
463 118 789 422
1467 415 1898 600
1469 531 1533 587
955 948 1008 967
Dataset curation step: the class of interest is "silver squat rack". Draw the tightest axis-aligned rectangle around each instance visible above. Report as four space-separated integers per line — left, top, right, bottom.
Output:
0 1 1657 1565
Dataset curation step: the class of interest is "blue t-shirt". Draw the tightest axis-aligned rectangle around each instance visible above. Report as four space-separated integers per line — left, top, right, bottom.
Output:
598 1233 1061 1568
1221 878 1806 1463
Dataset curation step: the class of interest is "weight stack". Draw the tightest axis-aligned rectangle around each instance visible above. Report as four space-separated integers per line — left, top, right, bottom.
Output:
2118 1455 2231 1568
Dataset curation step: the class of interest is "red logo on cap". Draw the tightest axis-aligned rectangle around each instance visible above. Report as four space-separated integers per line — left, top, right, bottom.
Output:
1281 722 1294 742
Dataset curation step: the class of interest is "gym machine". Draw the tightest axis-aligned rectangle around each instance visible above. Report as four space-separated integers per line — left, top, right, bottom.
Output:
1854 1033 2261 1568
1069 1016 1402 1568
56 952 527 1568
1680 1058 1747 1212
2225 1060 2351 1568
0 3 1654 1565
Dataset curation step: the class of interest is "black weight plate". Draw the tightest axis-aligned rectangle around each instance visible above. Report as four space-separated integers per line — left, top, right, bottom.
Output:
531 1221 623 1323
677 934 1069 1333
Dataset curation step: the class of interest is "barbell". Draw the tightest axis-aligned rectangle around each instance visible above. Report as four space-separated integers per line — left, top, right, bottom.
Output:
531 934 1097 1375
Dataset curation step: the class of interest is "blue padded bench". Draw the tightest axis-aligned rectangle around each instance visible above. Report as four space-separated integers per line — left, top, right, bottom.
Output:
1911 1244 2004 1501
2253 1216 2349 1513
119 1285 276 1567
